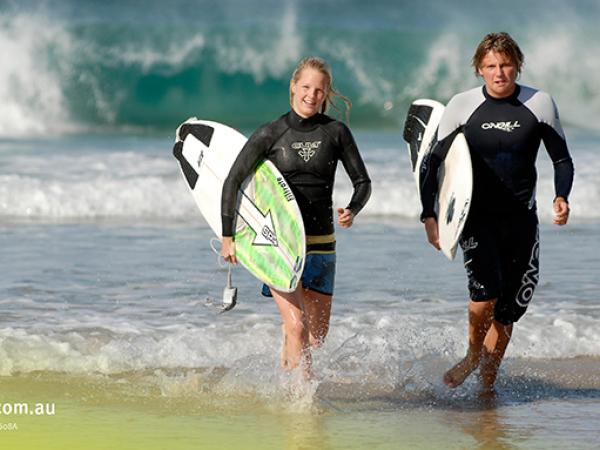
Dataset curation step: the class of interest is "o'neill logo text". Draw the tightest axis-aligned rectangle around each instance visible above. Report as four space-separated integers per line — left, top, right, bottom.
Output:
516 239 539 307
292 141 321 162
481 121 521 132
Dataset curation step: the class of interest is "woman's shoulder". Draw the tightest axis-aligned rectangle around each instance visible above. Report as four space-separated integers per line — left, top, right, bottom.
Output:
250 112 291 140
319 113 352 135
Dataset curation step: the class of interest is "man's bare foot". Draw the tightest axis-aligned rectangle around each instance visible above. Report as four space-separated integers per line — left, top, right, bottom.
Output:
443 354 480 388
477 385 497 399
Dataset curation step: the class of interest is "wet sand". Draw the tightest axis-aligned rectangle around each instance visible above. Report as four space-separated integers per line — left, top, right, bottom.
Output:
2 357 599 450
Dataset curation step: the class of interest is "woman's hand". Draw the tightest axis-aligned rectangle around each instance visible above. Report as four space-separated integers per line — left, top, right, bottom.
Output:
337 208 355 228
220 236 237 264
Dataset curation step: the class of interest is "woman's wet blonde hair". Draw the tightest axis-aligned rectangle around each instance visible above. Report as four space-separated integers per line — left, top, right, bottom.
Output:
289 56 352 121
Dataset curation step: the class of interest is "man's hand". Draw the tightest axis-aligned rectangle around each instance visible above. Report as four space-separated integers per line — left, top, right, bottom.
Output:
553 197 570 226
424 217 441 250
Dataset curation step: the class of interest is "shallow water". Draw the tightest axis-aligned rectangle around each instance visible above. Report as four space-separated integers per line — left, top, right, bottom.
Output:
1 217 599 448
1 124 599 448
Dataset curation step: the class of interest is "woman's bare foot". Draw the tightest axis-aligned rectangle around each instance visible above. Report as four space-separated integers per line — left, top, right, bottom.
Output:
443 354 480 388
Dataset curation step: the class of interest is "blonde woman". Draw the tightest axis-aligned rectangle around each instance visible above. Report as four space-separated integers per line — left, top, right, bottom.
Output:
220 57 371 376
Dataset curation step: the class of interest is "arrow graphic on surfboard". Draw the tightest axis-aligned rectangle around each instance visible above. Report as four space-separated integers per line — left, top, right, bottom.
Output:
180 133 280 248
237 193 279 247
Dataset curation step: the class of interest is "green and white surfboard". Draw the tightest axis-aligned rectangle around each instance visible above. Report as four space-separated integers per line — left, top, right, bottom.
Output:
173 119 305 292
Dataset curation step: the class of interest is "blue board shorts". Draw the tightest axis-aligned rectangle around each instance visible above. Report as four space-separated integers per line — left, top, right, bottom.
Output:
262 235 336 297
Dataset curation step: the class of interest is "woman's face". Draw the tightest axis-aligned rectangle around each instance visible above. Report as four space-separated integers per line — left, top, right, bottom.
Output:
478 50 518 98
291 67 328 118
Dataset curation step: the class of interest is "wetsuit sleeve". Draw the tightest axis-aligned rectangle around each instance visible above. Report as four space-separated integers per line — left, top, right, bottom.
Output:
541 125 574 201
539 98 574 201
337 124 371 215
221 126 272 236
419 128 460 221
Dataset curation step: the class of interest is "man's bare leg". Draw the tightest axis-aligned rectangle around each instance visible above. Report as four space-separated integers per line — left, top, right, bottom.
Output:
479 320 513 392
444 299 496 388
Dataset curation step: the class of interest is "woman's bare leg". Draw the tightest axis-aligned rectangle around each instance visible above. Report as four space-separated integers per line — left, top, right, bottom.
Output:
302 289 333 348
271 286 311 376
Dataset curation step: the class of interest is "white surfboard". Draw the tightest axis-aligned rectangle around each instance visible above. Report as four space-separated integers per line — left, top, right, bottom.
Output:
173 119 305 292
403 99 472 260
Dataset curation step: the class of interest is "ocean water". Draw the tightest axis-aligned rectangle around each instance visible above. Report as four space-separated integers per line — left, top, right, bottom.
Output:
1 1 600 449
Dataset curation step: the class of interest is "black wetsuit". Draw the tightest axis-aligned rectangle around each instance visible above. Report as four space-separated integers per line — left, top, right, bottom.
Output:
420 85 574 324
221 110 371 241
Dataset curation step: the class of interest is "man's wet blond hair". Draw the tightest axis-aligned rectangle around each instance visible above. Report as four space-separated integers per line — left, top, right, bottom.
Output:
472 32 524 76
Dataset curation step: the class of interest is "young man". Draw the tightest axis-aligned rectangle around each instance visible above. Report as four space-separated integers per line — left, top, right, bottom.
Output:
420 32 574 393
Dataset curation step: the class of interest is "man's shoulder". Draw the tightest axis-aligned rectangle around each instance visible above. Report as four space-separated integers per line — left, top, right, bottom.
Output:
437 86 486 137
518 85 554 106
517 85 559 123
450 86 485 103
446 86 486 116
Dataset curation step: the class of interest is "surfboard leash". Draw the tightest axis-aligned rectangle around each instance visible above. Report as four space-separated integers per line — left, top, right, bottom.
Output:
207 237 238 313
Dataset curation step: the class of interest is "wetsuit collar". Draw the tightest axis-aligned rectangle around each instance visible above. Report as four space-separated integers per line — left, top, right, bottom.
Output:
287 109 323 131
482 84 521 102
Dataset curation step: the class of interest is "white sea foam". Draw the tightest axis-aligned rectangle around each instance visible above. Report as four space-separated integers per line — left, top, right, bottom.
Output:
0 151 195 219
111 34 206 73
0 12 79 136
1 306 598 377
0 141 597 221
213 1 301 82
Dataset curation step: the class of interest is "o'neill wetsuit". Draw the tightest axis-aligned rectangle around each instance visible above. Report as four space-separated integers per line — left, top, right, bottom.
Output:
420 85 574 324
